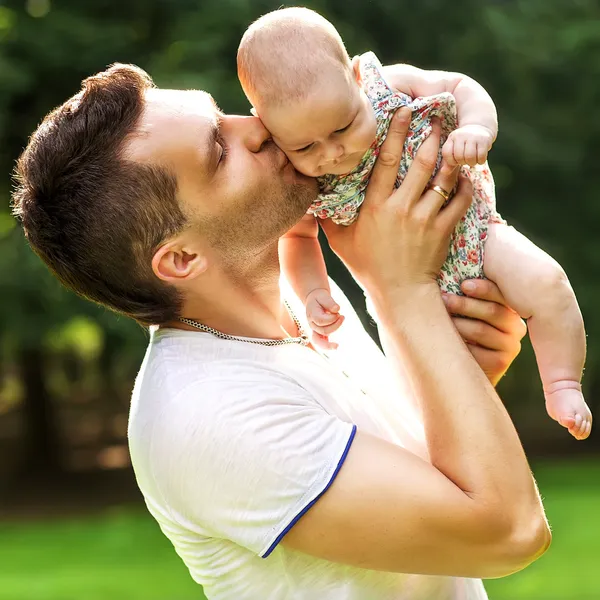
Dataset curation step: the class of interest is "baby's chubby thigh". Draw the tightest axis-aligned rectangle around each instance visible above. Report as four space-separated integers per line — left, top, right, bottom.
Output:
482 223 570 319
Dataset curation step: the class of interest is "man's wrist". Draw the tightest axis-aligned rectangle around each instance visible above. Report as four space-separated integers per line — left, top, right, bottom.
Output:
369 280 442 326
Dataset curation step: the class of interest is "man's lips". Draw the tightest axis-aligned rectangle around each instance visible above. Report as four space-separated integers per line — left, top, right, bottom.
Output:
279 153 290 170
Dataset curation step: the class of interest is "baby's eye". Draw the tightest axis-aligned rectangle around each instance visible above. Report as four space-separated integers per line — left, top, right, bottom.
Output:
295 143 314 153
335 121 353 134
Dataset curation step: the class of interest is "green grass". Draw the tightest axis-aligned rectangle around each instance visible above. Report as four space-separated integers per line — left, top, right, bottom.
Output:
485 460 600 600
0 509 205 600
0 461 598 600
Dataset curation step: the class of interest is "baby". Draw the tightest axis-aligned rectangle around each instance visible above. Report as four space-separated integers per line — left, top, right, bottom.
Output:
237 7 592 440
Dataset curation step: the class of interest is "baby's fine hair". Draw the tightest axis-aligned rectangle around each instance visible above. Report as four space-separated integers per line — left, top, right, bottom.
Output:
237 7 352 108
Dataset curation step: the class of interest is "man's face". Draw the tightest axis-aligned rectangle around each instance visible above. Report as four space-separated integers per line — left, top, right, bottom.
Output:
126 89 318 261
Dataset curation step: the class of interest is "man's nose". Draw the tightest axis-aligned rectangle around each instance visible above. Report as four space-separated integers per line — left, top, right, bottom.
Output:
227 115 271 153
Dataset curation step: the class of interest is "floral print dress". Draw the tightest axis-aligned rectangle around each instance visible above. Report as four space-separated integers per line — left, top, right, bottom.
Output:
308 52 505 294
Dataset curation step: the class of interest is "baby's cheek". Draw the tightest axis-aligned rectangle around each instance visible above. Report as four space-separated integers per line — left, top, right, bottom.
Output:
289 154 320 178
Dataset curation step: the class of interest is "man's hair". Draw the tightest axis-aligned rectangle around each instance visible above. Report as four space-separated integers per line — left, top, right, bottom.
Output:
12 63 186 326
237 7 352 109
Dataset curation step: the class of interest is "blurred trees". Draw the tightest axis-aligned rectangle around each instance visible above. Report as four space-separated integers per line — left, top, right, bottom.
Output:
0 0 598 478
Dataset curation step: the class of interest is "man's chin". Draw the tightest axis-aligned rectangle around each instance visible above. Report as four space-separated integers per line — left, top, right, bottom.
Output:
284 162 318 192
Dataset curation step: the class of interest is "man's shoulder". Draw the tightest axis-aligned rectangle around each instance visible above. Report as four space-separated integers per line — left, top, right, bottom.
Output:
132 331 310 417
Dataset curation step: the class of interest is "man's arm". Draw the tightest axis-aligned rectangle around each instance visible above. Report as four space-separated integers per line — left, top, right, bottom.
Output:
282 110 550 577
382 63 498 139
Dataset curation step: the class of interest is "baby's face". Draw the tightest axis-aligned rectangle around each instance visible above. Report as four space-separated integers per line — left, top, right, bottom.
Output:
259 73 377 178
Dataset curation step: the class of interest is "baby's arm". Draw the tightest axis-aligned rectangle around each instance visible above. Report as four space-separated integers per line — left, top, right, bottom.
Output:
381 63 497 167
279 215 344 348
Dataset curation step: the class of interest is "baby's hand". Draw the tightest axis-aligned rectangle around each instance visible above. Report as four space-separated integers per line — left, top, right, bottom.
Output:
442 124 495 167
305 288 345 350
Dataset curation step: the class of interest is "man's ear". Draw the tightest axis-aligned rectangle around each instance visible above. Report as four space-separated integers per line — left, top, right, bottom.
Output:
151 240 208 283
352 55 362 86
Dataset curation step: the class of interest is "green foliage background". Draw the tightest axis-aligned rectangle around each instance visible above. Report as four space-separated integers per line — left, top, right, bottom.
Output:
2 0 599 454
0 0 599 598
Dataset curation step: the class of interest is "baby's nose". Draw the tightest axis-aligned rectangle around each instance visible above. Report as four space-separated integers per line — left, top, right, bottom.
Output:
322 144 344 163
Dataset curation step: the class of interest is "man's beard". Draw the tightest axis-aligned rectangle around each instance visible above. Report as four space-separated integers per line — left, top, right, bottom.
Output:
204 178 317 262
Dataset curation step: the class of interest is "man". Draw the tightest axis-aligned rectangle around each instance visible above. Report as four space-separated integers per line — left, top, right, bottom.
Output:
13 64 550 599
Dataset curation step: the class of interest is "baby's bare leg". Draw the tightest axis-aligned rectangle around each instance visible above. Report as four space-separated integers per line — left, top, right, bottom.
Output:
483 223 591 440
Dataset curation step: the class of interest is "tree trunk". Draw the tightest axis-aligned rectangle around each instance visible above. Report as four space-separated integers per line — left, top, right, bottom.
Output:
18 347 62 475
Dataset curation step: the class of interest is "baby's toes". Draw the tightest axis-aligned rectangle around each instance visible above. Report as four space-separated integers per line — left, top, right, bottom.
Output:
569 415 591 441
558 414 576 429
577 417 592 440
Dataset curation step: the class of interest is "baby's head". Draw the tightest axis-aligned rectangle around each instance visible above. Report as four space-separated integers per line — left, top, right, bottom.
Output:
238 7 376 177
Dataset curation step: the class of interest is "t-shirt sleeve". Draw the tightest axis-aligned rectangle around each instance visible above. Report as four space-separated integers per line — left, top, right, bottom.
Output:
152 376 356 558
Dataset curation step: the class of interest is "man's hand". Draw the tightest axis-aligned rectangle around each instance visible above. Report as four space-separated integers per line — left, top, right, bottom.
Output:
442 124 494 167
443 279 527 385
321 108 471 303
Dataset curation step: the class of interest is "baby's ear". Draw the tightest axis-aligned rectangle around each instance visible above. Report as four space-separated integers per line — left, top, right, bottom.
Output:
351 55 362 86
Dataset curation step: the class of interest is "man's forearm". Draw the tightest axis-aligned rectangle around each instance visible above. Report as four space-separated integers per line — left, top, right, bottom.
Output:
371 282 546 533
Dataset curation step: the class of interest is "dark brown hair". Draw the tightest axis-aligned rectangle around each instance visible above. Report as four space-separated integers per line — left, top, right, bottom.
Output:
12 64 186 326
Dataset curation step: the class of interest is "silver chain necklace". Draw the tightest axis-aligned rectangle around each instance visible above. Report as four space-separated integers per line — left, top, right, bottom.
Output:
178 300 310 347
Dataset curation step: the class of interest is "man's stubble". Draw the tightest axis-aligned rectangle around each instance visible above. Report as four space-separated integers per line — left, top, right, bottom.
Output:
203 176 317 272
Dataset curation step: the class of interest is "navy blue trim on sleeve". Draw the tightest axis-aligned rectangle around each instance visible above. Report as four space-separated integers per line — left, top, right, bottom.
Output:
261 423 358 558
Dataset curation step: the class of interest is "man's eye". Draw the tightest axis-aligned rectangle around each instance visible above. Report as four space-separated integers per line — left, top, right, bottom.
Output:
217 135 228 164
219 144 228 163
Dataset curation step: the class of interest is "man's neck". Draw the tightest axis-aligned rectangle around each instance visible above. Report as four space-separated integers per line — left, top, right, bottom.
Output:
169 244 300 340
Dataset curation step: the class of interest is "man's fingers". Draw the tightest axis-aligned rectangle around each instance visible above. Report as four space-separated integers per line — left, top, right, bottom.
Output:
437 174 472 236
391 118 441 210
460 279 527 339
466 344 513 382
444 286 527 338
364 107 411 209
417 161 460 215
461 279 506 305
451 315 513 351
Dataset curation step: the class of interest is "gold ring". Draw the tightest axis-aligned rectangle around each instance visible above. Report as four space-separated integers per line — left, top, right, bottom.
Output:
430 185 450 202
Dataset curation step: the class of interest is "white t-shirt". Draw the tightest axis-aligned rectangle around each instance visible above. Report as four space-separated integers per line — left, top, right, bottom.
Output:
128 280 488 600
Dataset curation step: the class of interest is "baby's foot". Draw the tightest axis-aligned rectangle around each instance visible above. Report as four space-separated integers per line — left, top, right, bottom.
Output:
545 384 592 440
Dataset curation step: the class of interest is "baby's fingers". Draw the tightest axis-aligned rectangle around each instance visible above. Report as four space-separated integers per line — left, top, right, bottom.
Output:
476 143 489 165
319 294 340 314
309 306 341 327
442 139 458 167
311 332 339 351
464 140 478 167
310 314 345 336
